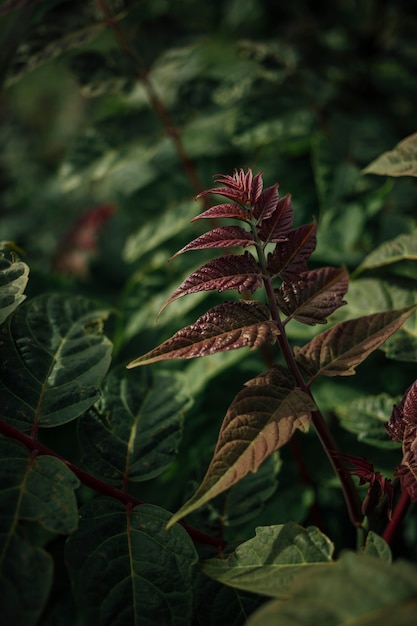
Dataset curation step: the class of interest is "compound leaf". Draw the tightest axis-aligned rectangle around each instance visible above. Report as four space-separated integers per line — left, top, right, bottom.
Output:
160 252 262 312
0 294 112 432
294 306 417 381
201 523 334 598
79 368 190 485
128 301 279 367
277 266 348 325
66 500 198 626
167 368 314 528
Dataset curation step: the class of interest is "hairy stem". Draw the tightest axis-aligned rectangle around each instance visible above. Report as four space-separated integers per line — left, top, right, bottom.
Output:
0 419 226 550
251 218 363 528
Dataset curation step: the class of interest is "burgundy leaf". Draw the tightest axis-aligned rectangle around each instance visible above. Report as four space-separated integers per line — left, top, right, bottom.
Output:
127 301 279 367
267 222 317 281
167 367 315 527
337 453 394 517
257 195 294 243
253 184 279 221
294 306 417 381
387 380 417 501
196 169 264 205
160 252 262 312
276 266 349 325
171 226 254 258
191 203 249 222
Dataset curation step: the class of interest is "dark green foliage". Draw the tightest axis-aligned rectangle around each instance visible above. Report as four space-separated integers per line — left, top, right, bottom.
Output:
1 1 417 624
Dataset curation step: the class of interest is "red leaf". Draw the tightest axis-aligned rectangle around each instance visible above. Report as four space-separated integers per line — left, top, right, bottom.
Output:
257 194 294 243
267 222 317 280
161 252 262 312
127 301 279 367
191 203 249 222
196 169 264 205
294 306 417 381
171 226 254 258
276 267 348 325
253 184 280 221
387 381 417 501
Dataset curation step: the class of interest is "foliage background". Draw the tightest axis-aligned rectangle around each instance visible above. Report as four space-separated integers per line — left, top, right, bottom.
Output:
1 0 417 624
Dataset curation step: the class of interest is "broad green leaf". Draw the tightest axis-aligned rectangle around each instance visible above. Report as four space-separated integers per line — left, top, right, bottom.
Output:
362 132 417 177
0 437 80 535
294 306 417 381
127 301 279 367
123 200 196 263
66 499 198 626
0 533 52 626
193 570 264 626
0 253 29 324
246 552 417 626
201 523 334 598
355 230 417 274
167 368 315 528
0 294 112 432
334 393 401 449
78 368 190 485
362 532 392 563
277 266 348 325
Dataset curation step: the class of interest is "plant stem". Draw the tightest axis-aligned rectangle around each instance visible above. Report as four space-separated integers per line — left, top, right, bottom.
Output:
0 419 226 550
382 490 411 546
251 220 363 528
95 0 209 206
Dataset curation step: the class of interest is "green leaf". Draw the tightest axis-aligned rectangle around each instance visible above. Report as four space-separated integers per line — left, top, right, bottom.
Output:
78 368 190 485
294 306 417 381
246 552 417 626
362 532 392 563
201 523 334 598
0 250 29 324
0 294 112 432
66 499 198 626
0 436 80 535
167 368 315 528
334 393 401 449
127 301 279 367
356 230 417 274
362 132 417 177
0 533 52 626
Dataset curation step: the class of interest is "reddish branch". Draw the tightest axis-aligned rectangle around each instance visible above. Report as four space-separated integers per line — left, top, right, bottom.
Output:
95 0 209 207
0 419 226 550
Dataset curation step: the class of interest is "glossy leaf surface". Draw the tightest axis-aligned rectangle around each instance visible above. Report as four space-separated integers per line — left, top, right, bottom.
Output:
128 301 279 367
0 294 112 432
66 500 198 626
171 226 254 257
201 522 334 598
167 368 315 527
295 306 417 381
79 368 190 485
267 222 317 281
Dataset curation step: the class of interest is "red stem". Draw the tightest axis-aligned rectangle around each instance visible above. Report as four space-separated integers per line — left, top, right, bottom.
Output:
382 490 411 546
0 419 225 550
